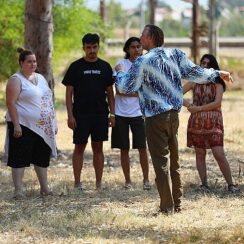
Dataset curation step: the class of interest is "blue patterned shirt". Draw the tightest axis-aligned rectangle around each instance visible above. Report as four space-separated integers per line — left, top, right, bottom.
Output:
116 47 220 117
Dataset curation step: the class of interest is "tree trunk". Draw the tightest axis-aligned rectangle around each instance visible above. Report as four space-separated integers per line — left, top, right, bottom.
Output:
208 0 219 58
24 0 54 90
192 0 200 63
100 0 105 22
149 0 157 24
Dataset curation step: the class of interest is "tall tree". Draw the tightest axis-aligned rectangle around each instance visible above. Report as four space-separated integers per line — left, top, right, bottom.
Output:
182 0 200 62
24 0 54 89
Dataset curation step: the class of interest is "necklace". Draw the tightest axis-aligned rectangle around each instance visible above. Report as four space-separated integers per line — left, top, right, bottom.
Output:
20 71 38 85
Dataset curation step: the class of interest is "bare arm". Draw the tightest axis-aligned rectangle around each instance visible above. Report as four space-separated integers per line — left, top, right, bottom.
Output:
182 81 194 108
188 84 223 113
116 87 138 97
6 77 22 138
65 85 76 129
106 85 115 127
219 71 233 83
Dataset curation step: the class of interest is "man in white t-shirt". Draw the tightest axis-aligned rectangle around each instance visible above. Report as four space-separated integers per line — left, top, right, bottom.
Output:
112 37 151 190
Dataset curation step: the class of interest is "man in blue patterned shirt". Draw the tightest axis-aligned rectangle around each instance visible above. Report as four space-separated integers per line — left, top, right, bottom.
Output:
115 24 233 214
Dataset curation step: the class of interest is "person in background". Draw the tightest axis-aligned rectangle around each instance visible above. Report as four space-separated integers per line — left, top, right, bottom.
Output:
5 47 57 199
62 33 115 190
183 54 240 193
112 37 151 190
115 24 233 214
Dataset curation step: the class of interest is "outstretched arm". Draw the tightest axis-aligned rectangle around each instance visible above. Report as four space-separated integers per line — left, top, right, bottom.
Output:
178 50 233 85
219 71 233 83
115 58 144 94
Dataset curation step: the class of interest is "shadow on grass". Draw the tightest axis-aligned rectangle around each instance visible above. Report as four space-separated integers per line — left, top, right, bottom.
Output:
0 148 243 243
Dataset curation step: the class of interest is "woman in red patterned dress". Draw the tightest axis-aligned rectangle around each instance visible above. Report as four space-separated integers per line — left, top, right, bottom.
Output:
183 54 240 193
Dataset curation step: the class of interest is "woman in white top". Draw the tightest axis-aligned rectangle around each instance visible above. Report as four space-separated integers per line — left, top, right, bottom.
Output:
112 37 151 190
5 47 57 198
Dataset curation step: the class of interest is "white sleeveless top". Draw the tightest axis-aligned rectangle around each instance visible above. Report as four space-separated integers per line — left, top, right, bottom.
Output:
114 59 142 117
5 72 57 157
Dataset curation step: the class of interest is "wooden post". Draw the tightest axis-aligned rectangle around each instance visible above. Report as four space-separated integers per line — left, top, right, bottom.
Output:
24 0 54 90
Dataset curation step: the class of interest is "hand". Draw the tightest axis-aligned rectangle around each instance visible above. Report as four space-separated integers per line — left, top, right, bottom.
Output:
186 103 193 109
67 116 77 130
108 116 115 127
115 64 125 72
187 105 201 113
219 71 233 83
13 124 22 138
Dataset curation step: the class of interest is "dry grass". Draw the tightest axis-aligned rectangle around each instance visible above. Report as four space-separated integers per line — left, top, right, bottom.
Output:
0 84 244 243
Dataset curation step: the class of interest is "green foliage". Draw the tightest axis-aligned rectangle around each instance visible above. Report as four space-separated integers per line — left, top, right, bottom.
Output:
0 0 109 81
106 0 126 27
219 11 244 36
221 0 244 7
159 19 189 37
157 0 172 10
53 0 109 74
0 0 24 81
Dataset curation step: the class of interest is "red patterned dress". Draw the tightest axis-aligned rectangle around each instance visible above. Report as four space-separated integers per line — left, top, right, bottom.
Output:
187 83 224 149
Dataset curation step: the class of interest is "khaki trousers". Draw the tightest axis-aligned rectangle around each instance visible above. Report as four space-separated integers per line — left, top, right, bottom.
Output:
145 110 182 211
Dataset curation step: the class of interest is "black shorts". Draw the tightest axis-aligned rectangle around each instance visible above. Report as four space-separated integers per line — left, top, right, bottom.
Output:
73 115 109 144
7 122 51 168
111 115 146 149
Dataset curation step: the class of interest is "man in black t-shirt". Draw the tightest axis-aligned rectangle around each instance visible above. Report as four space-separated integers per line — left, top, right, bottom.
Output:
62 33 115 190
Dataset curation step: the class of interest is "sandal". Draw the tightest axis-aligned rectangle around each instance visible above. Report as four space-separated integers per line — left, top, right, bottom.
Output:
143 180 151 190
124 183 132 189
228 184 240 193
96 183 107 190
13 191 26 199
74 183 83 191
40 190 53 197
199 184 211 193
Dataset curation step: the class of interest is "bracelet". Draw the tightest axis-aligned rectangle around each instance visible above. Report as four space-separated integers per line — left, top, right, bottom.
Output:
109 113 115 118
